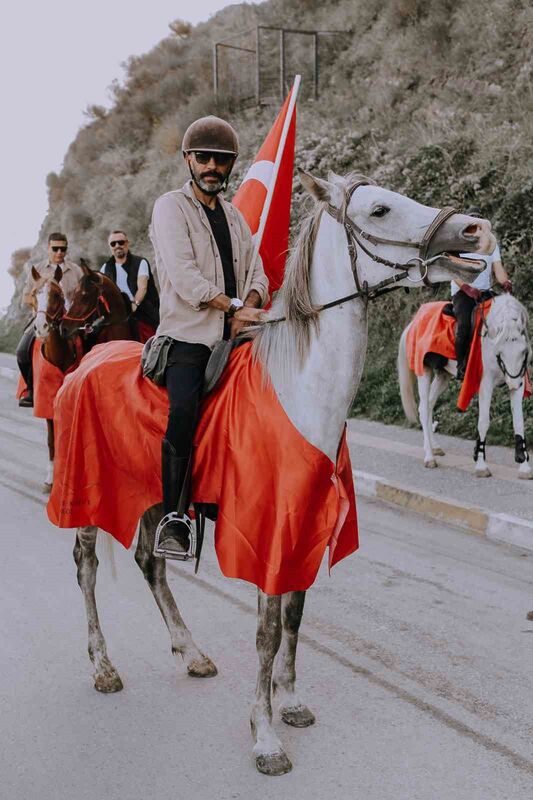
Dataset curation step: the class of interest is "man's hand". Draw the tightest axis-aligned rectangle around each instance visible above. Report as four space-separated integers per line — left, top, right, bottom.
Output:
501 279 513 294
461 284 482 302
230 306 266 339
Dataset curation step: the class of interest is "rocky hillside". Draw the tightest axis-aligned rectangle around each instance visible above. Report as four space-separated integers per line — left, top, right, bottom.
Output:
3 0 533 442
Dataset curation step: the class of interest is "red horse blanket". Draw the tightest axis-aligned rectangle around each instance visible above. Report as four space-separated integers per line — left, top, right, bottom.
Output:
16 341 79 419
47 341 358 594
406 300 496 411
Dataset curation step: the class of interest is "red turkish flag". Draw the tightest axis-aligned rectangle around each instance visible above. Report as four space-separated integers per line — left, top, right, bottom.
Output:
232 79 299 294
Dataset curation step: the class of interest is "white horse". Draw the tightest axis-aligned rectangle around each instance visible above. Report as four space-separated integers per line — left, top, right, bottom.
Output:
398 293 532 477
70 171 492 776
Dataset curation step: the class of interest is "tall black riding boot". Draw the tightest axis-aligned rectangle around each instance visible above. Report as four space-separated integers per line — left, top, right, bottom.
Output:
157 438 193 555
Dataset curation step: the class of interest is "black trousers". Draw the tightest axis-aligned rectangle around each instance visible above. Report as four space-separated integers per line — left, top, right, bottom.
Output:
452 291 476 369
164 340 211 457
16 327 35 390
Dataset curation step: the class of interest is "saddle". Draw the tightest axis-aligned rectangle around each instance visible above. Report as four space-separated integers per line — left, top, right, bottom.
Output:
142 334 251 395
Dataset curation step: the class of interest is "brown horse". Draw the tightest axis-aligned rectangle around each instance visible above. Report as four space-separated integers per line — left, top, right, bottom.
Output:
33 264 135 491
30 266 78 491
60 263 133 345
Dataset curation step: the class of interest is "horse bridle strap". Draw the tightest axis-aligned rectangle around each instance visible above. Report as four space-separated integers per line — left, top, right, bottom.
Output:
496 352 528 380
327 182 456 291
33 278 65 330
263 183 457 326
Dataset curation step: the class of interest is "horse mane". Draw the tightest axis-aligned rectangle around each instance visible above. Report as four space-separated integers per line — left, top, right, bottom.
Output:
252 171 368 386
489 294 529 344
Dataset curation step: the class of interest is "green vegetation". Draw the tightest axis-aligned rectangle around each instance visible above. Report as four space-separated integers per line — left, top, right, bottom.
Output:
3 0 533 445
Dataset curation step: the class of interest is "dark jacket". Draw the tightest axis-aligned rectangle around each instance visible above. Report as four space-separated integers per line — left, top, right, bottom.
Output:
103 252 159 327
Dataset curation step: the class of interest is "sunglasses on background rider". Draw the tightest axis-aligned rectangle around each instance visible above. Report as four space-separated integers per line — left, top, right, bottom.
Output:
193 151 234 167
51 246 67 253
110 240 126 248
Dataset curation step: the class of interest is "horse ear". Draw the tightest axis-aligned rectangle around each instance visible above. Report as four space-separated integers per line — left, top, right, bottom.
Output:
298 169 344 208
86 267 100 283
54 265 63 282
31 265 40 281
81 262 92 277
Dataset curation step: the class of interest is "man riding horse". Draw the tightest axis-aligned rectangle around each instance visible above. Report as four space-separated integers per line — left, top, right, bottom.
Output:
451 207 512 380
100 229 159 342
149 115 268 558
17 232 83 406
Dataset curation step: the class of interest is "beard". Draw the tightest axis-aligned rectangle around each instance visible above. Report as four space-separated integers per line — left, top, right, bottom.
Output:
190 164 226 195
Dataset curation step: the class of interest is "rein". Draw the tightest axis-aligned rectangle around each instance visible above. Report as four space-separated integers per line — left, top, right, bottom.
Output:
62 279 130 337
264 181 457 325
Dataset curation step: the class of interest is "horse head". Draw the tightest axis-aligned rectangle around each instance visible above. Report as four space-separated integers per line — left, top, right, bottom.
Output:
60 263 127 339
30 265 65 339
483 295 531 392
299 170 493 292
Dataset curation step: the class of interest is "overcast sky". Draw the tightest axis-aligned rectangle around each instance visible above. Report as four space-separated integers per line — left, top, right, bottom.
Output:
0 1 261 311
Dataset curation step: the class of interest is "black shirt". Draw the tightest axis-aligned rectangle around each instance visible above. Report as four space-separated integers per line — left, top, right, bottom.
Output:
201 201 236 299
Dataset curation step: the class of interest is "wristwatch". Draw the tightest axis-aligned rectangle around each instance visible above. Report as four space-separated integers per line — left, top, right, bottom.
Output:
227 297 244 318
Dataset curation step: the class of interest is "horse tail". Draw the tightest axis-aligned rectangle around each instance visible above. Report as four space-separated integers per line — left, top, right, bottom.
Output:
398 325 418 424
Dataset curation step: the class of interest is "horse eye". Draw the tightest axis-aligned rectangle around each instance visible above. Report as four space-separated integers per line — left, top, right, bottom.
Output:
371 205 390 218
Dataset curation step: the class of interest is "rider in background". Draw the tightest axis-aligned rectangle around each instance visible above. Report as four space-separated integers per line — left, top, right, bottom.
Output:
17 232 83 407
100 230 159 343
149 115 268 558
451 207 512 381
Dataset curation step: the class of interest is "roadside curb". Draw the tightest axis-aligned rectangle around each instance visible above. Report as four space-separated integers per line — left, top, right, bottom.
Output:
353 469 533 553
0 366 16 382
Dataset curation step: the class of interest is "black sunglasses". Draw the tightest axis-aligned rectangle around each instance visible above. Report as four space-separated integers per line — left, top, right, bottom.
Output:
51 246 67 253
193 151 234 166
110 240 126 247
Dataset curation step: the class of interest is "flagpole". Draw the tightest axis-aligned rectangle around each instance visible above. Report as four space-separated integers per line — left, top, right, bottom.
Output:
242 74 301 298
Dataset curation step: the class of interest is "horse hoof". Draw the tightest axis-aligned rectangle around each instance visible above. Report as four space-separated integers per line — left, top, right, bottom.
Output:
281 704 316 728
518 471 533 481
424 460 438 469
42 482 52 494
187 656 218 678
475 469 491 478
526 611 533 621
432 448 445 457
255 751 293 776
94 671 123 693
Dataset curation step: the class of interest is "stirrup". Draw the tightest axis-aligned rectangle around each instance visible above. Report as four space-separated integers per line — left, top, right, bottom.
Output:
153 512 197 561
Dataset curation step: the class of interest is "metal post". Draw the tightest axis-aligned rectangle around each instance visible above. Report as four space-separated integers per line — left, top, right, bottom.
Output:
213 43 219 101
255 26 261 105
313 32 319 100
279 29 285 100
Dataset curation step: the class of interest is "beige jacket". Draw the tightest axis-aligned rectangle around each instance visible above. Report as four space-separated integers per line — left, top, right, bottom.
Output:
22 259 84 310
149 181 269 348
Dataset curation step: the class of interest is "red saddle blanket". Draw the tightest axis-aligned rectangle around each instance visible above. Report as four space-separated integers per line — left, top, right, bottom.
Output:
16 340 80 419
406 300 496 411
47 341 358 594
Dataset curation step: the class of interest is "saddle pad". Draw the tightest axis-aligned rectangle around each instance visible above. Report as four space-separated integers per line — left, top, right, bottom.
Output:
16 340 79 420
406 300 503 411
47 341 358 594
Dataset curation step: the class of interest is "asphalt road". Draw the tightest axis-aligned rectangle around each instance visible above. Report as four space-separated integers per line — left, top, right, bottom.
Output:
2 374 533 800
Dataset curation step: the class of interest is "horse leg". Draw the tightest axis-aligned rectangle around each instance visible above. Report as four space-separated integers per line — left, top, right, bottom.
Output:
251 591 292 776
475 375 493 477
273 590 315 728
43 419 54 493
418 370 437 467
428 370 450 456
134 506 217 678
509 385 533 479
73 526 123 692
